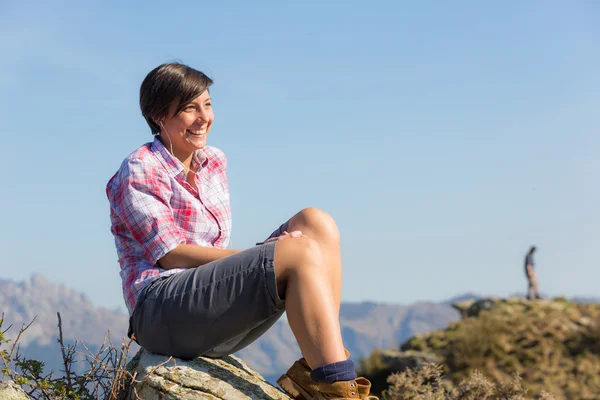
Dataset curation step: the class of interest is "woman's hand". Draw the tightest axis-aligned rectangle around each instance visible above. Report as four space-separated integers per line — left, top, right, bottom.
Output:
262 230 307 244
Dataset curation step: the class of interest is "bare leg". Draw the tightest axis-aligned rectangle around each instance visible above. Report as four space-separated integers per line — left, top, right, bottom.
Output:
273 209 346 370
527 272 540 299
533 274 541 298
285 208 342 315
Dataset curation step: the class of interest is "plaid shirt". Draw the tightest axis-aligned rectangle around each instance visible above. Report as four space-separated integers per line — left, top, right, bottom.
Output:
106 138 231 315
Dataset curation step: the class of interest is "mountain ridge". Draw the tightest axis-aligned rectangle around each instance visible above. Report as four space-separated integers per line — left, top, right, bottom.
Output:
1 274 597 383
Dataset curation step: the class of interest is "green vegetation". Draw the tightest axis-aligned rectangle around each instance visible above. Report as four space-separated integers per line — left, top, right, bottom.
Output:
0 313 135 400
359 298 600 400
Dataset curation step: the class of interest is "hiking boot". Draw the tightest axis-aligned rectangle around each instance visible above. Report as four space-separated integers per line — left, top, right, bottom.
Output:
277 357 318 399
277 350 351 399
313 378 378 399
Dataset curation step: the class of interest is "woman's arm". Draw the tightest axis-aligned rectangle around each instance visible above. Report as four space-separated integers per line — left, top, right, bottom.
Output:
110 159 240 271
158 244 241 270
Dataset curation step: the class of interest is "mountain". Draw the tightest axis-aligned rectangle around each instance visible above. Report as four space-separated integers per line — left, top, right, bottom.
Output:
2 275 595 384
0 274 134 375
0 275 128 347
0 275 460 382
238 300 461 381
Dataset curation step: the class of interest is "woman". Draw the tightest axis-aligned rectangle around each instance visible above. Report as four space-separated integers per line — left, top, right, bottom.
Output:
106 63 376 400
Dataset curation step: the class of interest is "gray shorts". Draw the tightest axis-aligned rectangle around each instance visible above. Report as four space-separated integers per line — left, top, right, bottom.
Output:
129 224 287 359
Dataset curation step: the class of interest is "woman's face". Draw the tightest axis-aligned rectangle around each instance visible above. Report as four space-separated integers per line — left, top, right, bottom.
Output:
159 90 213 159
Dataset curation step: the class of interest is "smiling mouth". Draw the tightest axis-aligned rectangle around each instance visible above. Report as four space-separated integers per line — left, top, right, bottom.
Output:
186 129 206 136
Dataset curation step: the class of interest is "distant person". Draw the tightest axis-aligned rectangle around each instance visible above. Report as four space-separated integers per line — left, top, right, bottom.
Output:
106 63 377 400
525 246 541 300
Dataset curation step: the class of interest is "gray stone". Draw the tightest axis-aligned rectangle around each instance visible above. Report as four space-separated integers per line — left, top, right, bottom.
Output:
452 297 499 319
452 300 476 319
127 349 292 400
0 381 29 400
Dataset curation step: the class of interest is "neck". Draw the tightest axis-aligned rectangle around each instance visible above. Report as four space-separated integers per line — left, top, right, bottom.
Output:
158 137 193 171
178 153 193 170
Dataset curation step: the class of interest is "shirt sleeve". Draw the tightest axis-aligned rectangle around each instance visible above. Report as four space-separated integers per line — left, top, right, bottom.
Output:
112 159 185 265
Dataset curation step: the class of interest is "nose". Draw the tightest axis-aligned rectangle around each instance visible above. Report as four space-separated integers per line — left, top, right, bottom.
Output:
196 108 210 124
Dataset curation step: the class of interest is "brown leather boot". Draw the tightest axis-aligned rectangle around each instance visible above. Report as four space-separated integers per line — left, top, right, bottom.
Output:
314 378 378 399
278 350 376 399
277 356 318 399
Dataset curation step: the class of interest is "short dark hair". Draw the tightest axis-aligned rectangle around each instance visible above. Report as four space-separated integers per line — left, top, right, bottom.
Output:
140 63 213 135
529 246 537 253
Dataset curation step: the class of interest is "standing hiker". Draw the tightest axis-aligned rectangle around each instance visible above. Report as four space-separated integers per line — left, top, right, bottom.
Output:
106 62 377 399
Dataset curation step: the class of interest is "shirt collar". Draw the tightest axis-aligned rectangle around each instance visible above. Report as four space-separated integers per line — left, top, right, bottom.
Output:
151 137 208 178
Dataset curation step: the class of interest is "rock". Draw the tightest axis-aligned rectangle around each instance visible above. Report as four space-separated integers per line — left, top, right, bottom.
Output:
0 381 29 400
378 349 441 372
452 300 475 319
452 297 499 319
127 349 292 400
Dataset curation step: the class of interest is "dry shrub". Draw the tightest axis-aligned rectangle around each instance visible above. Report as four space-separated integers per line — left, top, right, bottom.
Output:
385 363 446 400
384 364 555 400
0 312 138 400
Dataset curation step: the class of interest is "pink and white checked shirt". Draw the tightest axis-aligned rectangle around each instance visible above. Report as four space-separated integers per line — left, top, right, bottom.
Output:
106 138 232 315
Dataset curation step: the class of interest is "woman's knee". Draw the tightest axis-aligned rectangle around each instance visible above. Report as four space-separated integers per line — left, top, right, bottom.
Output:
273 236 325 280
291 207 340 242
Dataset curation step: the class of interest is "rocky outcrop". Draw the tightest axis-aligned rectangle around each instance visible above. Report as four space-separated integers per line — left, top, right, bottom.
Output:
451 297 499 319
0 381 29 400
397 297 600 399
127 349 291 400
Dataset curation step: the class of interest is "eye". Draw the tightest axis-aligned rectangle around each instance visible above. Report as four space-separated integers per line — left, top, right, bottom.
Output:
205 102 212 107
184 104 197 111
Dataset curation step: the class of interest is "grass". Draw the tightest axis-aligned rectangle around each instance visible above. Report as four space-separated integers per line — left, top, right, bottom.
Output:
359 298 600 400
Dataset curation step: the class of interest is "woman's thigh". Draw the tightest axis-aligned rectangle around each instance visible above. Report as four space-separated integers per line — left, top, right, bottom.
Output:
131 241 285 359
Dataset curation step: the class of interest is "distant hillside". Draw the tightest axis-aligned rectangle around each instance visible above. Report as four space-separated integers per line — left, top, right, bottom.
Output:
360 297 600 400
0 275 465 382
238 299 461 381
3 275 595 385
0 274 134 375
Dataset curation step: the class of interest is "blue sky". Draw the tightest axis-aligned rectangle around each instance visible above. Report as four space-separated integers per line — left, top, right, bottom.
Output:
1 1 598 311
